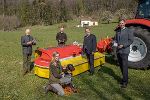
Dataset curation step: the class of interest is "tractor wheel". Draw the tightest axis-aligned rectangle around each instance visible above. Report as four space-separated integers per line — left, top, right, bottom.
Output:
128 26 150 69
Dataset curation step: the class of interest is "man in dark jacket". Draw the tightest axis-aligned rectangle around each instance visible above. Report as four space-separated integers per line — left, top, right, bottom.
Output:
56 27 67 47
83 27 97 75
21 29 36 75
114 20 134 88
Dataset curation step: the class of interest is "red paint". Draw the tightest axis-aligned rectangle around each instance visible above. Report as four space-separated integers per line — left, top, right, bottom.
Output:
97 38 113 53
34 45 82 67
126 19 150 27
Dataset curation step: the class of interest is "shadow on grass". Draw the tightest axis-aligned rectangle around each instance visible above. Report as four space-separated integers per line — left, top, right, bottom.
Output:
30 62 34 71
105 54 118 66
98 66 121 83
97 66 132 100
79 66 132 100
79 75 109 100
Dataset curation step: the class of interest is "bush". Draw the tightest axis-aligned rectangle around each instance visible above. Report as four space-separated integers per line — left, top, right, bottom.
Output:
115 9 135 22
101 11 113 24
0 15 20 31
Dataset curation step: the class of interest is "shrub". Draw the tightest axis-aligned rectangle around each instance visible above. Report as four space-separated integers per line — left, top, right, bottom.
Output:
0 15 20 31
101 11 113 24
115 9 135 22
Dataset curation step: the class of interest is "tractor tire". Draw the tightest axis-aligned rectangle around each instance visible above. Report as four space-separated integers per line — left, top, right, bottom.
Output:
128 26 150 69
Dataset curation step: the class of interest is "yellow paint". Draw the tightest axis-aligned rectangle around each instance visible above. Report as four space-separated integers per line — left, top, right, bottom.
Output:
34 52 105 78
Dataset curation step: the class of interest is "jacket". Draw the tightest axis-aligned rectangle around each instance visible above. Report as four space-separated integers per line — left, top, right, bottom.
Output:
49 61 62 84
83 34 97 54
114 27 134 54
21 35 35 55
56 32 67 43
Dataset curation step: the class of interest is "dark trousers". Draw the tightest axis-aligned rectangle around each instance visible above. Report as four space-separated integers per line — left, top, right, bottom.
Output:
23 54 31 73
117 53 128 84
86 53 95 73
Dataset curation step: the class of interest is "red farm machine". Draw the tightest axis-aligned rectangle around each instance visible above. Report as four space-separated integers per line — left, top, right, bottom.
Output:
98 0 150 69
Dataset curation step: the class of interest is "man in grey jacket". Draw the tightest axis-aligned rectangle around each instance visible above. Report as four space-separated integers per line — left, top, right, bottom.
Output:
114 20 134 88
21 29 36 75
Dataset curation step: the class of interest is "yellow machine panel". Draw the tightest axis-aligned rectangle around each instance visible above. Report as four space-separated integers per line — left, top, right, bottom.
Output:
34 52 105 78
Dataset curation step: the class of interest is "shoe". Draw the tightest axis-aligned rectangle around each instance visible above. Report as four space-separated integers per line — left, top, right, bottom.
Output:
43 86 48 94
27 72 33 76
90 71 94 75
120 80 123 85
120 83 127 88
72 88 79 93
22 71 28 76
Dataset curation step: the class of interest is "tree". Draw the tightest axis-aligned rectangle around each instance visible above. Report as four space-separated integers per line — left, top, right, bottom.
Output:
101 11 113 24
59 0 68 22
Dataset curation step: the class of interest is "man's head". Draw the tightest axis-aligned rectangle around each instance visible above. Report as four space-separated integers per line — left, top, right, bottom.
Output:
25 28 31 35
60 27 64 33
85 27 91 36
119 19 126 29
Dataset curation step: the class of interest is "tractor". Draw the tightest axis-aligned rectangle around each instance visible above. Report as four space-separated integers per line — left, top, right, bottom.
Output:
99 0 150 69
119 0 150 69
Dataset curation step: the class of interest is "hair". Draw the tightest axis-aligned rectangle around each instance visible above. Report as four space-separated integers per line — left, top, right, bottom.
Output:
85 27 90 31
120 19 126 23
52 51 59 57
51 51 59 63
25 28 31 34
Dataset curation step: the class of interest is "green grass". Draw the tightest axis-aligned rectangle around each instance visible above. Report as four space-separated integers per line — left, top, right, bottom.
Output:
0 20 150 100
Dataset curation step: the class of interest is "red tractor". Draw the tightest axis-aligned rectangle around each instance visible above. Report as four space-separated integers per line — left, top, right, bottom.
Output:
120 0 150 69
98 0 150 69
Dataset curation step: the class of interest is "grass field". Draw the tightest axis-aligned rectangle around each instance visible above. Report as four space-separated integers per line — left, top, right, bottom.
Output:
0 20 150 100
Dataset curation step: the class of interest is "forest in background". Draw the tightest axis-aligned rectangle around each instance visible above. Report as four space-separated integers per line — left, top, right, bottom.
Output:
0 0 138 30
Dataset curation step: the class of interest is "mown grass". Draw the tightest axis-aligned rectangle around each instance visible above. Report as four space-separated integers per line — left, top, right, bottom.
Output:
0 20 150 100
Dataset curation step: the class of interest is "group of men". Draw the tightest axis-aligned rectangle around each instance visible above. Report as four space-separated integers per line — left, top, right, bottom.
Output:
21 19 134 89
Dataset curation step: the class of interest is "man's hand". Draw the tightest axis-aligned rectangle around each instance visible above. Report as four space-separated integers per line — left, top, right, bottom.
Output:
27 41 32 45
61 73 65 77
118 45 123 49
58 40 62 43
92 52 95 55
32 39 36 44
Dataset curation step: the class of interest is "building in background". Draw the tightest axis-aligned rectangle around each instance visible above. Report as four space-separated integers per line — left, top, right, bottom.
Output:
80 17 98 27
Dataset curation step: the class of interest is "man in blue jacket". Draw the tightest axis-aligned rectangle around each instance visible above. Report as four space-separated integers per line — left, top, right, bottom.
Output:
21 29 36 75
114 20 134 88
83 27 97 75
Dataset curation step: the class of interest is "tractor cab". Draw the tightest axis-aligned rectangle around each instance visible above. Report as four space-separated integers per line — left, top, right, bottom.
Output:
136 0 150 19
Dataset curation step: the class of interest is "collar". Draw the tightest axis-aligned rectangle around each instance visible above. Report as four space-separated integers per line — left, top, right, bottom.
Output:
85 33 91 37
121 27 126 30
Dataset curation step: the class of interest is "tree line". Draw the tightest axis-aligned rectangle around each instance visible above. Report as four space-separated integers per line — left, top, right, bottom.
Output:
0 0 138 31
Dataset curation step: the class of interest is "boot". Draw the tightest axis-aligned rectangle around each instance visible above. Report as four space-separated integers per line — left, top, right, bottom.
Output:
69 83 78 93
